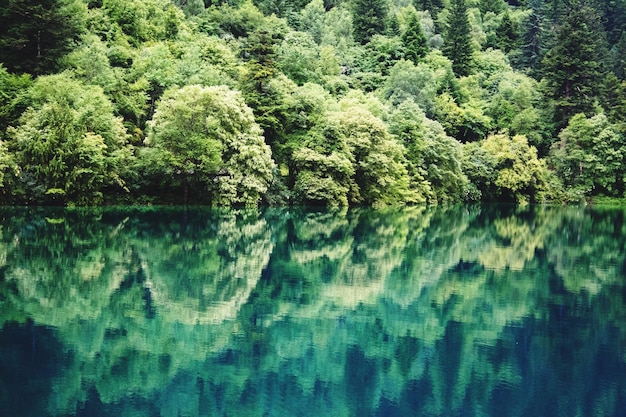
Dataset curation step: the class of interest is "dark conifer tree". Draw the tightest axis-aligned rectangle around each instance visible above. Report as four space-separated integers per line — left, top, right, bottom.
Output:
495 13 519 53
353 0 389 44
443 0 473 76
0 0 86 74
516 0 547 73
542 0 609 127
402 13 429 64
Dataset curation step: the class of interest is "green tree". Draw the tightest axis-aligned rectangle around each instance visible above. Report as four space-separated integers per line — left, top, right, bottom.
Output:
402 12 429 64
494 13 519 53
541 1 609 127
352 0 389 44
388 99 470 202
549 113 626 199
0 0 87 74
463 132 554 203
7 73 131 205
142 85 275 205
442 0 473 76
0 65 32 141
515 0 548 73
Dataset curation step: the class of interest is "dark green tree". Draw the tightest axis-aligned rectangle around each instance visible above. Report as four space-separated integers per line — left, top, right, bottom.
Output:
352 0 389 44
442 0 473 76
0 0 87 74
479 0 504 15
541 0 609 127
402 12 429 64
495 13 519 53
515 0 547 73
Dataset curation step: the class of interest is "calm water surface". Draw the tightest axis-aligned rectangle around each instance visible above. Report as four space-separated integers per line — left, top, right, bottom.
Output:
0 205 625 417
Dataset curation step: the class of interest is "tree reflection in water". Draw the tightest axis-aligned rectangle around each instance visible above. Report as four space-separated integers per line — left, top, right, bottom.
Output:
0 205 625 416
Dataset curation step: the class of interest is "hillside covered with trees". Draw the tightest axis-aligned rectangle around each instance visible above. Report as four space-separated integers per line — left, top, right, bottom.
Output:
0 0 625 206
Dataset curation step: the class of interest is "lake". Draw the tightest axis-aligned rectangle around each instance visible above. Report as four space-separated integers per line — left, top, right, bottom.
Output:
0 205 625 417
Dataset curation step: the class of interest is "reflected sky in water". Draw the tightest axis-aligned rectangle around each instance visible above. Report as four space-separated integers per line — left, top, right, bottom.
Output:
0 205 625 416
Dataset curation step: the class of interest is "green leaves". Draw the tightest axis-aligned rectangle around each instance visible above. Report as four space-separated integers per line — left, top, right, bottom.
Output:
550 113 626 199
144 84 275 205
7 73 131 205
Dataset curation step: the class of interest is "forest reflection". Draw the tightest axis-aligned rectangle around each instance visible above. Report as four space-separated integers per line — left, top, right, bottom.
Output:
0 205 625 416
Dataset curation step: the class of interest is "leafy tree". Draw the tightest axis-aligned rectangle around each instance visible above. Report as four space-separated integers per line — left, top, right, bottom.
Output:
485 71 551 153
6 73 131 205
463 132 553 203
0 65 32 141
142 85 275 205
388 99 470 202
549 113 626 199
335 102 415 204
278 31 321 85
100 0 184 45
352 0 389 44
442 0 473 76
401 12 429 64
357 34 405 76
434 92 492 142
542 1 609 127
0 0 87 75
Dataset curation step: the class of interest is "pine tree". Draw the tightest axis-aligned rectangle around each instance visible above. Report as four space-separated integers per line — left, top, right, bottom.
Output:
0 0 87 74
353 0 389 44
495 13 519 53
443 0 473 76
542 0 609 127
402 13 429 64
516 0 547 73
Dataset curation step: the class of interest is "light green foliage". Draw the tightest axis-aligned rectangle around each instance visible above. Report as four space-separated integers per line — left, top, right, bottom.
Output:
434 92 492 142
465 132 553 203
334 104 415 205
389 99 470 202
278 32 322 85
0 65 33 141
8 73 131 204
0 141 17 188
101 0 184 44
383 59 438 113
202 1 289 39
298 0 327 44
292 95 415 206
357 34 405 76
550 113 626 199
483 68 549 151
384 51 459 116
144 85 275 205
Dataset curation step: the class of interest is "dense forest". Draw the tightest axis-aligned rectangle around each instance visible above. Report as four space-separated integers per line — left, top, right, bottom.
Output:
0 0 625 206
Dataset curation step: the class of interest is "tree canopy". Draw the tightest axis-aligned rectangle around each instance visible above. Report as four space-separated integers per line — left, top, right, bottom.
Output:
0 0 624 205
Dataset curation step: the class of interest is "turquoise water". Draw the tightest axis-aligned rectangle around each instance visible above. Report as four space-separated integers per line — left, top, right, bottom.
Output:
0 205 625 416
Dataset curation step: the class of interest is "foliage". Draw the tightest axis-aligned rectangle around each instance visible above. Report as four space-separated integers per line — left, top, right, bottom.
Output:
541 0 608 127
549 113 626 200
401 11 429 64
142 84 275 205
352 0 389 44
6 73 131 205
0 0 88 74
0 0 624 205
442 0 474 76
463 132 554 203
